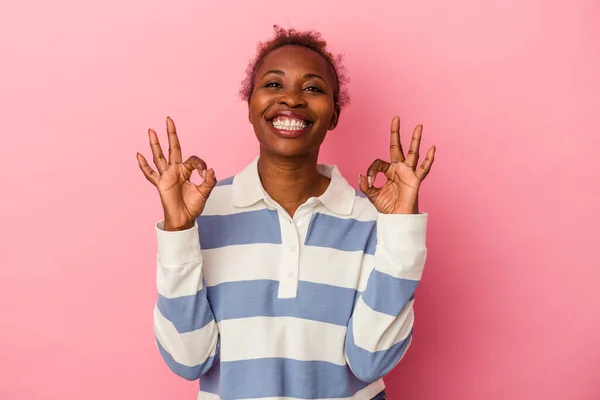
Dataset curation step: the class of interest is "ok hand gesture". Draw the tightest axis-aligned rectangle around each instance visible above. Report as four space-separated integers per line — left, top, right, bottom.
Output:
359 117 436 214
136 117 217 231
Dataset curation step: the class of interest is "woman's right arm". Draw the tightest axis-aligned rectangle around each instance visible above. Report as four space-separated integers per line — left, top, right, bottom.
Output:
153 219 219 380
137 116 219 380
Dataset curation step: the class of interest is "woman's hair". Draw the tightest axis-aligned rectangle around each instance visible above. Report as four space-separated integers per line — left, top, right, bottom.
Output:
240 25 350 108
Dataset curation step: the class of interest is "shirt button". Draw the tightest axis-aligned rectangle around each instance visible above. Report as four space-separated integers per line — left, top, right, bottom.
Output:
297 221 305 228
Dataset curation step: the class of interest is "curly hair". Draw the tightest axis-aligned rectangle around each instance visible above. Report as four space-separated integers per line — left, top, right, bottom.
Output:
240 25 350 108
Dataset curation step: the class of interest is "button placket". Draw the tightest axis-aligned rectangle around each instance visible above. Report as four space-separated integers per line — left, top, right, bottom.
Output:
277 211 300 299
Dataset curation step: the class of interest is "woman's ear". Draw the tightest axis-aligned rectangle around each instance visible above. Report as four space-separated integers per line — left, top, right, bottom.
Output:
328 105 341 130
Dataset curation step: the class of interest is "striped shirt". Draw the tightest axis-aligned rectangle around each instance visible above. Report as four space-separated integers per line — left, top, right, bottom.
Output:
153 157 428 400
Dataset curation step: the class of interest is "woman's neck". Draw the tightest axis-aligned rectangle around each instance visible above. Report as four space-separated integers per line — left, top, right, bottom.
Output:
257 150 330 217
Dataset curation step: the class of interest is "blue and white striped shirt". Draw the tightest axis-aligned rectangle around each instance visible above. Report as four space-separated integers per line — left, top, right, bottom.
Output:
153 157 428 400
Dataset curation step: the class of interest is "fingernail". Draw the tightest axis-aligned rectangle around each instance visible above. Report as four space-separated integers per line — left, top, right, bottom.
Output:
202 170 207 180
367 176 373 187
358 175 361 186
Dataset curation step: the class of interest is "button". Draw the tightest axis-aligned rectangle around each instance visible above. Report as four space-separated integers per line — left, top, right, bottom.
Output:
297 221 305 228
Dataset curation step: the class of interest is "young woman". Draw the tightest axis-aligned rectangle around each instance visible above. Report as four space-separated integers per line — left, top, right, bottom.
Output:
136 26 435 400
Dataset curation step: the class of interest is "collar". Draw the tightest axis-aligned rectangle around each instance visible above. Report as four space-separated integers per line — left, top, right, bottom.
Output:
232 156 356 216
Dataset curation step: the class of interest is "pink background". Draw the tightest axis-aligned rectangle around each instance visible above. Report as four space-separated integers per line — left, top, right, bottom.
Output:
1 0 599 399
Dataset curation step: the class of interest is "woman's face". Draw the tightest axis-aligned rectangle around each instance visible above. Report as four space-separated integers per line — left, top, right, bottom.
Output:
248 45 340 158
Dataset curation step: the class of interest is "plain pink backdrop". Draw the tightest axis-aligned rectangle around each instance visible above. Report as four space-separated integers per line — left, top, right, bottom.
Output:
1 0 599 399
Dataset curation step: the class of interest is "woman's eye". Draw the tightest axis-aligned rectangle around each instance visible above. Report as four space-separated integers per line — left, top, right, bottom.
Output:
265 82 281 88
305 86 323 93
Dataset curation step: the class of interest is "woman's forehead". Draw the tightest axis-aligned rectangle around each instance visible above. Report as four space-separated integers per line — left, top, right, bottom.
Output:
256 45 334 81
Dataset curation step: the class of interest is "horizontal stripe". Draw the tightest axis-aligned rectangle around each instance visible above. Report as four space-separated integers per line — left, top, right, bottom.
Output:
345 318 413 383
357 254 375 292
199 358 221 394
362 269 419 316
355 189 367 199
298 246 366 290
202 242 372 291
305 213 377 254
157 287 214 333
197 209 281 249
154 306 218 368
201 243 282 286
215 176 234 186
197 391 219 400
373 247 427 281
352 297 414 352
218 316 347 365
200 380 385 400
219 358 370 399
206 280 356 326
204 380 385 400
156 338 219 381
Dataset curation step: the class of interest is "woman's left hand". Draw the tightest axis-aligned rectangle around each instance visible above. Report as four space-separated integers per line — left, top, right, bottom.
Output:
359 117 436 214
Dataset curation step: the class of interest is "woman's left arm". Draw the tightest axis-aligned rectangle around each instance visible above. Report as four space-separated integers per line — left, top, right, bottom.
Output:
344 117 436 383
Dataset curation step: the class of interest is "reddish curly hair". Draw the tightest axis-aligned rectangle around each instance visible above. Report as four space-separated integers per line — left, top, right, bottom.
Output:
240 25 350 108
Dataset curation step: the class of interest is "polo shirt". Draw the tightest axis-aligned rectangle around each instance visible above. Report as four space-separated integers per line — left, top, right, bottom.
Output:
153 156 428 400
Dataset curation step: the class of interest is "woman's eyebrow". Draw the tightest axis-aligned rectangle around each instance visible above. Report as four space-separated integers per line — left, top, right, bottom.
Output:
260 70 327 84
261 70 284 79
303 73 326 83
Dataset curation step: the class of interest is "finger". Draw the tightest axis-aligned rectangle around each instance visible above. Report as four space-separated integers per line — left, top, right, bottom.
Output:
405 124 423 170
415 145 436 181
166 116 183 165
201 168 218 191
358 174 379 203
148 129 168 173
183 155 208 181
366 159 391 187
389 116 405 163
136 153 160 186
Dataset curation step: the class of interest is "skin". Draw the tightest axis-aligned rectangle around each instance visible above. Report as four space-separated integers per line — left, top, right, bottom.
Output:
136 44 436 230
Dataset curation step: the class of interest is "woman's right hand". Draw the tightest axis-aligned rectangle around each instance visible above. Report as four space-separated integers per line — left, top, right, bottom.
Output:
137 116 217 231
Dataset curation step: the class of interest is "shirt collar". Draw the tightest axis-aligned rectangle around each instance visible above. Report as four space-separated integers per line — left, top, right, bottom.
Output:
232 156 356 216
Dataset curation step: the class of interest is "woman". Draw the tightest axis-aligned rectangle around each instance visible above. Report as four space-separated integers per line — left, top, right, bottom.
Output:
136 26 435 400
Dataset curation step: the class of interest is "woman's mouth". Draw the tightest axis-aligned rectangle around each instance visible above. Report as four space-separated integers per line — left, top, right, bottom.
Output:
269 116 312 137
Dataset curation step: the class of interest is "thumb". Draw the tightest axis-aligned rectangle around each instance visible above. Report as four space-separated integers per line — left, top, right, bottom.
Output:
197 168 217 196
359 174 379 204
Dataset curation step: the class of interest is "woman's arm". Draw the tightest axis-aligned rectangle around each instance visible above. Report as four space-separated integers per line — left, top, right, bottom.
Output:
344 212 427 383
136 117 220 380
153 220 220 381
347 117 434 382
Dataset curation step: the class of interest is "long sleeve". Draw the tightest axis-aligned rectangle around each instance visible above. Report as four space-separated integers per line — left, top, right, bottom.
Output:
344 212 428 383
153 220 220 381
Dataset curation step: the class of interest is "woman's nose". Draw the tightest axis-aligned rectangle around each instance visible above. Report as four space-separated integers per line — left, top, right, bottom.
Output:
278 88 306 108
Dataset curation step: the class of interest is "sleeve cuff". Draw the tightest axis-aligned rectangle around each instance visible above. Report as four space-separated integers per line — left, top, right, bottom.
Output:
155 220 202 266
376 212 428 250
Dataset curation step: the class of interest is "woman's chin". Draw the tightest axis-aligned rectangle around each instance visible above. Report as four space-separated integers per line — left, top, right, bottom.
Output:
260 143 317 158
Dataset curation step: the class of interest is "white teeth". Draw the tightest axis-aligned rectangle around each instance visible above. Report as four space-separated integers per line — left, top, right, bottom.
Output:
272 117 309 130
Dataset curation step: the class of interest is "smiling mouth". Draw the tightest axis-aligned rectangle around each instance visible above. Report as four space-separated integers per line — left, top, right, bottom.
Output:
269 116 312 131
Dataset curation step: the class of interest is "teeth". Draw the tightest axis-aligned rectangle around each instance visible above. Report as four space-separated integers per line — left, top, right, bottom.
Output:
272 117 309 130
